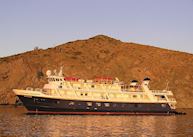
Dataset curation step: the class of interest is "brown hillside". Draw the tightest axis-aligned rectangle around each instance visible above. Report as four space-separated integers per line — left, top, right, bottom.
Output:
0 35 193 108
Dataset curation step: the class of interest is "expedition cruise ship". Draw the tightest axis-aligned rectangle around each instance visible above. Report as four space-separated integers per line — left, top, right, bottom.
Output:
13 67 179 115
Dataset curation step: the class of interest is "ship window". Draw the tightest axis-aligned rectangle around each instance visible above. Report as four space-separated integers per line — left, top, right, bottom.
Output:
87 102 92 106
161 96 165 99
69 102 74 105
91 85 95 88
161 104 166 108
34 98 39 103
133 95 137 98
40 99 46 101
113 104 117 107
85 93 88 96
80 93 83 96
60 79 63 81
104 103 110 107
96 103 101 107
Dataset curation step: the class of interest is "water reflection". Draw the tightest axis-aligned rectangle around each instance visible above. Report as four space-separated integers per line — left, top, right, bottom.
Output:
0 106 192 137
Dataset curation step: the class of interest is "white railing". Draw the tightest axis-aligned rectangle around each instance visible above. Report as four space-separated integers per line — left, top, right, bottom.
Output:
26 87 33 91
26 87 43 92
168 98 176 102
151 90 173 95
35 88 43 92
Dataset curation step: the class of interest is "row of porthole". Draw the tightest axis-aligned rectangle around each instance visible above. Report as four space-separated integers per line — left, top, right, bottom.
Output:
34 98 46 102
37 99 167 109
68 102 128 108
68 102 111 107
40 99 167 109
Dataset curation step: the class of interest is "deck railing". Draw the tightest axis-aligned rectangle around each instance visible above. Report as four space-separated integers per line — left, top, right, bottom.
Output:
151 90 173 95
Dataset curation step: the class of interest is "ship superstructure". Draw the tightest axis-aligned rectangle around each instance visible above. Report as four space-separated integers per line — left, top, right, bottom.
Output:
13 67 178 114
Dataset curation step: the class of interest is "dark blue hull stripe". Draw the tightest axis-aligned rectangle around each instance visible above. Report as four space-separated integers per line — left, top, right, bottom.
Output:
17 95 176 114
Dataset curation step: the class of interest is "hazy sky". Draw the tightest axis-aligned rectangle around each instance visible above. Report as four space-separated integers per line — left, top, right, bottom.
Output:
0 0 193 57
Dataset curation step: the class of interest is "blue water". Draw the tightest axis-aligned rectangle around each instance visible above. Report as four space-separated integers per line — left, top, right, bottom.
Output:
0 106 192 137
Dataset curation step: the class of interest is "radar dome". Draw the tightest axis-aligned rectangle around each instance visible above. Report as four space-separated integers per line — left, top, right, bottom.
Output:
46 70 52 76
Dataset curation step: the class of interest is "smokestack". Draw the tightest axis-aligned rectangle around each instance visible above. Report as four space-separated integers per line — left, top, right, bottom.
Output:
130 80 138 87
142 77 151 86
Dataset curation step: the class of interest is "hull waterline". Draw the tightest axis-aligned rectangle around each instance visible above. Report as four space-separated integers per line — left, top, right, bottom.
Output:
18 95 180 115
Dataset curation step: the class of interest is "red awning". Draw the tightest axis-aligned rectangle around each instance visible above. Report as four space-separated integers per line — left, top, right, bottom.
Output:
64 77 79 81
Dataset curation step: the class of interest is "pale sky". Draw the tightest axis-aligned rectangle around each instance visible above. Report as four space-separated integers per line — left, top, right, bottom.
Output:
0 0 193 57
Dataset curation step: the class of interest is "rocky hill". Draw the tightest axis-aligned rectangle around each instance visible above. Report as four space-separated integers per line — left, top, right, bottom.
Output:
0 35 193 108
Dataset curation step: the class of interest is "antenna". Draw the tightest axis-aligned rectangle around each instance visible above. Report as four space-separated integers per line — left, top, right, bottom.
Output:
58 66 63 76
53 69 57 75
165 80 169 90
115 77 119 82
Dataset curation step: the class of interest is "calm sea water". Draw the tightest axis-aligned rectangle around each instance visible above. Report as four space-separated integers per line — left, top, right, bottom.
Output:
0 106 192 137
